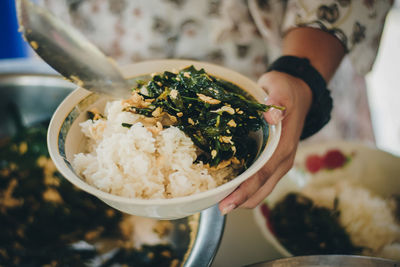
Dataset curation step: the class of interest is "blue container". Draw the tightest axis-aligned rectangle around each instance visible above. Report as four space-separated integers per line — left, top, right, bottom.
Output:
0 0 29 59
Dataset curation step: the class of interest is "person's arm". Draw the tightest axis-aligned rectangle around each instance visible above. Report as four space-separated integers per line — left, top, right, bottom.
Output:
219 27 345 214
282 27 345 81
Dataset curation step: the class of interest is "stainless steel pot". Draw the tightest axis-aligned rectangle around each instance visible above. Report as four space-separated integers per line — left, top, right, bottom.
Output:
247 255 400 267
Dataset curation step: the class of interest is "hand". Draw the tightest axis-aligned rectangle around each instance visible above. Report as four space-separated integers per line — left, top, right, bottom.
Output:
218 70 312 214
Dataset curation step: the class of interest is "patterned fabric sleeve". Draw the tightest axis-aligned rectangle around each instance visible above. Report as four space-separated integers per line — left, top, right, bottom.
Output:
249 0 393 75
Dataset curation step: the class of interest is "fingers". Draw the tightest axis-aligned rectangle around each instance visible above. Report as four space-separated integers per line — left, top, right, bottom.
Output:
218 71 308 215
259 72 292 125
219 172 268 215
219 147 294 214
240 154 295 208
219 103 301 215
219 121 297 214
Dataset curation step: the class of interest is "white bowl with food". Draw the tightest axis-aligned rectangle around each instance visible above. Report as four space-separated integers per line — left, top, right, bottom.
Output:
253 141 400 261
0 70 225 266
47 59 281 219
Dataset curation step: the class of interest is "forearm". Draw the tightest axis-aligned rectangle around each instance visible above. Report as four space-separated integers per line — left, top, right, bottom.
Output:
282 27 345 82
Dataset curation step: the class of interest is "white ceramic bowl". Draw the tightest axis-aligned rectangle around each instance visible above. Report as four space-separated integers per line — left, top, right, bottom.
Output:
253 140 400 257
47 59 281 219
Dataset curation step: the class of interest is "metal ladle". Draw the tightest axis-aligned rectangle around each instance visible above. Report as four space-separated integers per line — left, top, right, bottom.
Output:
16 0 132 99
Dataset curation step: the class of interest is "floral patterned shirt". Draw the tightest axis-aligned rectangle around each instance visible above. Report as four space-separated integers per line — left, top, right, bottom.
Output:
38 0 392 141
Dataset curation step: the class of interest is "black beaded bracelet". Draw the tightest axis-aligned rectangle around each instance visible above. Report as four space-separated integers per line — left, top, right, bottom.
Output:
266 56 333 140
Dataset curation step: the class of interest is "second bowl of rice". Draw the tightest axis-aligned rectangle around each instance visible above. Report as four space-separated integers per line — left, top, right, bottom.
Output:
253 141 400 261
47 59 281 219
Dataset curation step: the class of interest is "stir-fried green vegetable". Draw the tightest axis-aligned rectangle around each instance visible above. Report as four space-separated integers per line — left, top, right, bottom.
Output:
125 65 283 168
268 193 361 255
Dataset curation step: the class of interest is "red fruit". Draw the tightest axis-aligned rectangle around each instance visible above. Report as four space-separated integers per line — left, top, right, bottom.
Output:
305 154 323 173
323 149 347 169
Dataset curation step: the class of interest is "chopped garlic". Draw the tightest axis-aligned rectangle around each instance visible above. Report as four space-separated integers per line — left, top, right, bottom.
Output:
211 106 235 115
197 93 221 105
170 89 178 99
227 119 237 127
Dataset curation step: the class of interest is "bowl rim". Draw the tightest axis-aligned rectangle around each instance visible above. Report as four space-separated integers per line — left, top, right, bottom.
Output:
253 201 293 257
47 59 281 206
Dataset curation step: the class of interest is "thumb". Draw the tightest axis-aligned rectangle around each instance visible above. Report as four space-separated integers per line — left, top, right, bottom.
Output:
258 72 288 125
264 105 285 125
262 88 286 125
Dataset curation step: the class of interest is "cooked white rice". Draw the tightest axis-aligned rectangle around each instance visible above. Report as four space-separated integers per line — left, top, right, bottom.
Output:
301 179 400 260
73 100 236 199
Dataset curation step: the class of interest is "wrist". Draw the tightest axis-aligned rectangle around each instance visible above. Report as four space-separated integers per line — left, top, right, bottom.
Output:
267 56 333 139
289 74 313 117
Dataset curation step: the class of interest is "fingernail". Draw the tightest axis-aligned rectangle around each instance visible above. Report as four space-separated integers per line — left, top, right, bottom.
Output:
221 203 236 215
268 108 284 125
